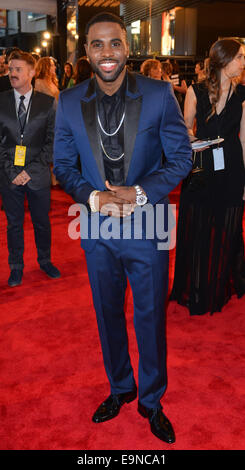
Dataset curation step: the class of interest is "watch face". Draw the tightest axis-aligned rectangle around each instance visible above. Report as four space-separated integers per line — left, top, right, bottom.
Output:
136 194 147 206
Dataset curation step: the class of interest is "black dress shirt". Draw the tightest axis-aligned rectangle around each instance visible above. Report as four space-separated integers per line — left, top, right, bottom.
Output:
96 75 127 186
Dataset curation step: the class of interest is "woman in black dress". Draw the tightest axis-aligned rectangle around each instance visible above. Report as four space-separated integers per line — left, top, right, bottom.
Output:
170 38 245 315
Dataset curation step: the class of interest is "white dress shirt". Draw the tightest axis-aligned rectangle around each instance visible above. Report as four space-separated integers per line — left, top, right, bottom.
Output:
14 87 33 122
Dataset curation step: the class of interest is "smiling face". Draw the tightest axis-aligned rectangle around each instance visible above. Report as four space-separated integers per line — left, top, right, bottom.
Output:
9 59 34 94
85 21 129 93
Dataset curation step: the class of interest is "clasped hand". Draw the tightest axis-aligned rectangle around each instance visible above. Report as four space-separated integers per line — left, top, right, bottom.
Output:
12 170 31 186
96 181 136 217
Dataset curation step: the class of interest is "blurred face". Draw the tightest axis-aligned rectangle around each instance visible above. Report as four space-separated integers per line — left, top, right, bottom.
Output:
50 59 56 76
9 59 35 94
149 64 162 80
85 21 129 86
240 69 245 85
0 55 5 75
223 46 245 78
64 64 72 76
195 63 201 74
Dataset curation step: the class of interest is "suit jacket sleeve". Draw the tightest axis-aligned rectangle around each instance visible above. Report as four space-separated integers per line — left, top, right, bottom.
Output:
53 93 95 203
137 83 192 205
0 120 6 185
0 122 20 183
25 101 56 179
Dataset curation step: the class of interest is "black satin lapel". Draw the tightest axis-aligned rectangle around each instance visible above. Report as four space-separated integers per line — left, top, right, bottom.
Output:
81 98 105 183
124 94 142 181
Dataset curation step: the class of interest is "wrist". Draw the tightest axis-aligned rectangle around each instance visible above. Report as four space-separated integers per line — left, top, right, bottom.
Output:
134 185 147 206
89 190 100 212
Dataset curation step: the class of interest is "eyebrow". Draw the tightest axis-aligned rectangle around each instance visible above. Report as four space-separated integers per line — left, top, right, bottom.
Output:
90 38 123 44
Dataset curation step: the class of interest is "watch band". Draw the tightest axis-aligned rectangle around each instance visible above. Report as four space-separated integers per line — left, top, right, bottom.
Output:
89 190 100 212
134 185 148 206
135 185 144 197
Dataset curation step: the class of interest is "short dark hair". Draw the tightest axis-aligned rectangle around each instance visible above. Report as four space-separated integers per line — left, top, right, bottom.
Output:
85 11 126 38
5 47 21 64
9 50 36 68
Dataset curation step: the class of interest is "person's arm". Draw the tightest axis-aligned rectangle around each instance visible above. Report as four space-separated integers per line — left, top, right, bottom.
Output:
100 83 193 208
184 85 210 153
184 85 197 139
1 126 22 184
12 170 31 186
36 103 56 165
135 82 193 206
23 101 56 182
0 102 20 183
173 79 187 95
53 93 96 203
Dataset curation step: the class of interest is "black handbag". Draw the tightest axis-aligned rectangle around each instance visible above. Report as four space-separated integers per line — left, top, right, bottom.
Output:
184 151 207 191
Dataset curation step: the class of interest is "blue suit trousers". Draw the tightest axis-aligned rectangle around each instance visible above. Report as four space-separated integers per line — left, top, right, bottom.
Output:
85 235 169 409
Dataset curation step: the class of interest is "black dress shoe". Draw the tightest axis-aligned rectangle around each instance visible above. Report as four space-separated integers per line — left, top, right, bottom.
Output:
8 269 23 287
138 402 175 444
92 388 137 423
40 262 61 279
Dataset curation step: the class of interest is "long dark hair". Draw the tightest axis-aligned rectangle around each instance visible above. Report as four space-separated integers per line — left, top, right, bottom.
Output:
74 58 92 84
61 62 73 89
205 38 241 120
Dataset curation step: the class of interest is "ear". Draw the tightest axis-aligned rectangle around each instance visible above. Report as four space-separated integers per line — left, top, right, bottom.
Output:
126 41 130 58
84 43 89 59
29 67 35 79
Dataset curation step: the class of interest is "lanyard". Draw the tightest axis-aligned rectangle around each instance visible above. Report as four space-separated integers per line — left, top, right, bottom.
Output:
18 90 33 145
216 81 232 139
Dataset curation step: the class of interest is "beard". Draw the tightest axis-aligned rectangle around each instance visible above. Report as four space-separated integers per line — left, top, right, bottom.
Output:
88 57 127 83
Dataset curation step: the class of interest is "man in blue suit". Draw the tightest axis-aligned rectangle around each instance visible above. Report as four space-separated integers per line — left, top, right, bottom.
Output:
54 12 192 444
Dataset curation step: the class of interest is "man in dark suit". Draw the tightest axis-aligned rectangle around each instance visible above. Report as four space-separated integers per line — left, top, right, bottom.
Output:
0 47 21 93
0 50 60 287
0 54 5 77
54 12 192 444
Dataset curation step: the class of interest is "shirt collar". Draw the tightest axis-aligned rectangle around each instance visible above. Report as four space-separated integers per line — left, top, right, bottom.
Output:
14 86 33 102
95 71 127 103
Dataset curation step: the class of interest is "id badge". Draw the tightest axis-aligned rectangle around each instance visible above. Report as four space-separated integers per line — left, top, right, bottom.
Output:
14 145 26 166
212 147 225 171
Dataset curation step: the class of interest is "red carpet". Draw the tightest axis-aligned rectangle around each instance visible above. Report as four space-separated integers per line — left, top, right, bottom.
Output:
0 187 245 451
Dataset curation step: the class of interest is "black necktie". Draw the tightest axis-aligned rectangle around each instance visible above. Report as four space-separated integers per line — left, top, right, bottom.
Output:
18 95 26 129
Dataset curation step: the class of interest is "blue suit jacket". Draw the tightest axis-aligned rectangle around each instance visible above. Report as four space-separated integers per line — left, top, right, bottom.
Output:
54 72 192 250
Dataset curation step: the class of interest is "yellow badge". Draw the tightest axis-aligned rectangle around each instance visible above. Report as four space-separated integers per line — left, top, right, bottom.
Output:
14 145 26 166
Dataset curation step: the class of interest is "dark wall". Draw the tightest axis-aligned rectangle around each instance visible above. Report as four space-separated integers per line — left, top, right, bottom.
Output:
196 1 245 56
0 32 37 52
55 0 67 68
